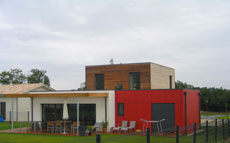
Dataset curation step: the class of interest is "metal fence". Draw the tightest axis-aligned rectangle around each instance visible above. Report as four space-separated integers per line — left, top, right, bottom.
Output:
63 119 230 143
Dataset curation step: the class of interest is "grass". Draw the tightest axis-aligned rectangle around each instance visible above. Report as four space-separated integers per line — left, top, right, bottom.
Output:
0 121 226 143
200 111 230 116
0 133 179 143
0 122 28 130
0 130 226 143
216 116 230 119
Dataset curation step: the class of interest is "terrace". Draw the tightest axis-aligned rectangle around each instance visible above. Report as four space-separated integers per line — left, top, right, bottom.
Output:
1 90 115 136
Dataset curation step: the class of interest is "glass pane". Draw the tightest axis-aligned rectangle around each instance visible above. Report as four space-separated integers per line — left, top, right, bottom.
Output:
67 104 77 121
95 74 104 90
130 72 140 89
66 104 96 126
42 104 63 121
118 103 124 116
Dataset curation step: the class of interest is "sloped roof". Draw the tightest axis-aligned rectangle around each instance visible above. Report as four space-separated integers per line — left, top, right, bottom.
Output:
0 83 55 94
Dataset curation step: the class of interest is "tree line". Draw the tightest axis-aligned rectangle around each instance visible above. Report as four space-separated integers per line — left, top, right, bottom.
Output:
0 68 50 86
175 80 230 112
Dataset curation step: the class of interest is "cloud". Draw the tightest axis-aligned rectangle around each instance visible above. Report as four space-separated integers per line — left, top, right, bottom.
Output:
0 0 229 89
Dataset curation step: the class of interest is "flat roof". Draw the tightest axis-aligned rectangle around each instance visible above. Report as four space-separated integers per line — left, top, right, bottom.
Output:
86 62 174 70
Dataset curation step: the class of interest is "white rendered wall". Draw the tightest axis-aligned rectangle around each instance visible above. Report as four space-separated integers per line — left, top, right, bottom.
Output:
107 91 115 131
32 90 115 131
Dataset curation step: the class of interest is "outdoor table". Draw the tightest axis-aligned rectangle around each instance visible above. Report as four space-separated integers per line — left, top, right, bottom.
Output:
60 120 72 134
140 119 165 135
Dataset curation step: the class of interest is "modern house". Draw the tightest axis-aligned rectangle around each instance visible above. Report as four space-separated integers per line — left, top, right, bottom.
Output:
0 83 55 121
0 62 200 134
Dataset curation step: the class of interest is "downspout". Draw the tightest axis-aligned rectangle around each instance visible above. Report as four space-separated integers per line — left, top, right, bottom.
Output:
105 97 107 122
184 91 187 135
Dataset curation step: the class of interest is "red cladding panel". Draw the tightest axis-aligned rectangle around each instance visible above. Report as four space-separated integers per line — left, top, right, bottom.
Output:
115 89 200 132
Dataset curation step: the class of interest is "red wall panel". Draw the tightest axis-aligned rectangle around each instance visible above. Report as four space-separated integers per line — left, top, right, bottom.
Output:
115 89 200 133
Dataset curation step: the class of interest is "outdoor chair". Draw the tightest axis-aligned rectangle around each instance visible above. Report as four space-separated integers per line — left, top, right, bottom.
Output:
112 121 128 133
93 122 102 132
120 121 136 133
55 121 62 133
47 121 55 133
71 121 80 133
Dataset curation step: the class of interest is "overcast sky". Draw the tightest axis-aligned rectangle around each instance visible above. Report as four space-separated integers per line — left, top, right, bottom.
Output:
0 0 229 90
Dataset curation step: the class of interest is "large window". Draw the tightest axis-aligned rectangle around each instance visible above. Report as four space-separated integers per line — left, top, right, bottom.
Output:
118 103 124 116
42 104 63 122
0 102 6 120
42 104 96 126
129 72 140 90
95 74 104 90
67 104 96 126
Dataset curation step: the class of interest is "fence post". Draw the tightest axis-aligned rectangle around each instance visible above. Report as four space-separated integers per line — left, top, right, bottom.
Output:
222 119 225 140
228 119 230 138
206 121 208 143
193 123 196 143
215 119 217 142
9 111 11 122
96 134 101 143
27 111 30 131
146 128 150 143
176 125 179 143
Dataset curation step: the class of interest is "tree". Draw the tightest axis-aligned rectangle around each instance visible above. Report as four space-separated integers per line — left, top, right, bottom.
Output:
27 69 50 86
175 80 194 89
0 69 26 84
77 82 86 91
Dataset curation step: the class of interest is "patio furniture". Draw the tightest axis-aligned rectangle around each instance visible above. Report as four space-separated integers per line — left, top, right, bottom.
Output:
120 121 136 133
140 118 166 135
47 121 55 133
55 121 62 133
112 121 128 132
31 121 42 132
71 121 80 133
93 122 102 132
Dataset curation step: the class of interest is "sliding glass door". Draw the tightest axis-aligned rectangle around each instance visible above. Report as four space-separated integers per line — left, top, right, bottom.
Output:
67 104 96 126
42 104 63 122
42 104 96 126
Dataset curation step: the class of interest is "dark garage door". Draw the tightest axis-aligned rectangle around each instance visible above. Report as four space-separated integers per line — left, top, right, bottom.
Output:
151 103 175 132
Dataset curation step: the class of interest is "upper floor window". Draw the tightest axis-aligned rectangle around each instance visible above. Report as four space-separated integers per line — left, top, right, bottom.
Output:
95 74 104 90
129 72 140 90
169 75 172 89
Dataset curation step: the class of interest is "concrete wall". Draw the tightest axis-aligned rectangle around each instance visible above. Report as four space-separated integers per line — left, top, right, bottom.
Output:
150 63 175 89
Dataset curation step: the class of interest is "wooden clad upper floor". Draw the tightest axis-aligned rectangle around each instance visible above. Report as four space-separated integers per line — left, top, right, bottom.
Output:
85 62 175 90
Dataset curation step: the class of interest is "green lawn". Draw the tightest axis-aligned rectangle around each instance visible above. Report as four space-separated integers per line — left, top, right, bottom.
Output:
0 133 179 143
0 131 226 143
201 111 229 116
0 122 28 130
216 116 230 119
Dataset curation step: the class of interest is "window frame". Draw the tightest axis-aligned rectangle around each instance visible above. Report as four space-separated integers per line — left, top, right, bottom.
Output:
118 103 124 116
129 72 140 90
95 74 105 90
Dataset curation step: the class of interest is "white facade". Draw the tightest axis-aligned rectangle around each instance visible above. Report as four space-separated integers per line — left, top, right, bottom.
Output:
31 90 115 131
